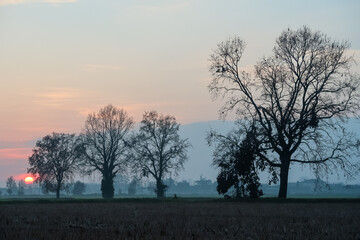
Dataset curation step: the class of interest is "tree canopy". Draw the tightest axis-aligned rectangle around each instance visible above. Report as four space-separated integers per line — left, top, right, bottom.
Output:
6 176 17 196
72 181 86 196
209 26 360 198
208 124 268 198
78 104 134 199
28 132 79 198
130 111 190 198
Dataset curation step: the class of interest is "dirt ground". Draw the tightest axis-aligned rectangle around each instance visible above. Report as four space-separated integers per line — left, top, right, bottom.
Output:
1 199 359 239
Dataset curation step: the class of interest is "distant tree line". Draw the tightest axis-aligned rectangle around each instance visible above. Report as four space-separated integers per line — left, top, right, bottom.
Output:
0 175 219 197
2 176 87 197
5 176 358 198
26 105 190 199
4 176 26 196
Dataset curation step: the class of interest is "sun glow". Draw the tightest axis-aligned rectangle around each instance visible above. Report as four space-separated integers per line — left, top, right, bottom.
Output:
24 176 34 184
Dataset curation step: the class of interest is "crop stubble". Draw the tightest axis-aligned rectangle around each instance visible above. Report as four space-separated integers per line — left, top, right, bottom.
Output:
0 200 359 239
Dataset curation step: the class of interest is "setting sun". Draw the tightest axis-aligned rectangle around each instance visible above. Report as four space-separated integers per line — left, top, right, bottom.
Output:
24 176 34 184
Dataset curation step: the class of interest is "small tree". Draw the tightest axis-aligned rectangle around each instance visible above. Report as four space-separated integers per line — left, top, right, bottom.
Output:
194 175 213 192
41 181 51 195
208 124 267 198
28 132 80 198
176 180 191 192
17 180 26 196
131 111 190 198
72 181 86 196
6 176 17 196
127 179 137 195
78 104 134 199
209 26 360 198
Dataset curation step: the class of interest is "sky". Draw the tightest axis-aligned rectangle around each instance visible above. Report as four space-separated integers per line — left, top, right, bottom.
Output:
0 0 360 185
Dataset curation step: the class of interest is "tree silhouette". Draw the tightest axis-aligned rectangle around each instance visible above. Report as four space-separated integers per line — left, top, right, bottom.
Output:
28 133 79 198
127 178 137 195
130 111 190 198
17 180 25 196
208 124 267 198
78 105 134 199
72 181 86 196
209 26 360 198
6 176 17 196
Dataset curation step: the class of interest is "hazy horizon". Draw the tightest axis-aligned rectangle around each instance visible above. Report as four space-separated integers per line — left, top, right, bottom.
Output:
1 119 359 187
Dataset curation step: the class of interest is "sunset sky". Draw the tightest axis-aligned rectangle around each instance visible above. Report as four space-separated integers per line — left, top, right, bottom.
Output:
1 0 359 185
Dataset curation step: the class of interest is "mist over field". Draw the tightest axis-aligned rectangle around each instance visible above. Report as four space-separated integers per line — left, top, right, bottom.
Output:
1 119 359 188
180 119 360 185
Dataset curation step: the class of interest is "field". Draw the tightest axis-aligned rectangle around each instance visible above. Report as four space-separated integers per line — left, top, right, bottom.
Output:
1 198 359 239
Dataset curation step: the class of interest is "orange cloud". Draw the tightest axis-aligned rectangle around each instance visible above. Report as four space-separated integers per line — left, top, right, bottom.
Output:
0 148 32 160
81 64 124 73
33 88 86 107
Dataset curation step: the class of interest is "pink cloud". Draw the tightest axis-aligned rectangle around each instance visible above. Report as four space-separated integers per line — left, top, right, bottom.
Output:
0 148 32 160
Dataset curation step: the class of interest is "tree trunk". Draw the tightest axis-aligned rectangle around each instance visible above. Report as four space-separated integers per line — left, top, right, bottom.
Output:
101 176 114 199
56 185 60 199
56 181 61 199
155 179 166 198
278 157 290 199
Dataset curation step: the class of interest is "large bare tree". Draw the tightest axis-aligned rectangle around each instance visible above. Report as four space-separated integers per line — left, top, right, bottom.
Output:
209 26 360 198
78 104 134 199
130 111 190 198
28 133 79 198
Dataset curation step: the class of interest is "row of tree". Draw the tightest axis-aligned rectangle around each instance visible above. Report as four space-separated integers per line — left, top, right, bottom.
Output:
26 26 360 199
4 176 26 196
27 106 190 199
3 177 86 196
1 176 225 197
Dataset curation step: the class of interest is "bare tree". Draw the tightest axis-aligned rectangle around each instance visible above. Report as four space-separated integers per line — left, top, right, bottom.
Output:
130 111 190 198
28 133 79 198
72 181 86 196
6 176 17 196
17 180 26 196
209 26 360 198
127 178 137 196
78 104 134 199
